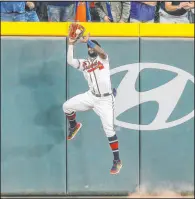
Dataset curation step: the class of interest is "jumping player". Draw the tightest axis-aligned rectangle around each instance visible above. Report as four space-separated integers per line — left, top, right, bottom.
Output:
63 33 122 175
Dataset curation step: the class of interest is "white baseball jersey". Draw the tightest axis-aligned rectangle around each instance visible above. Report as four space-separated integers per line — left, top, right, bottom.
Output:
67 45 112 95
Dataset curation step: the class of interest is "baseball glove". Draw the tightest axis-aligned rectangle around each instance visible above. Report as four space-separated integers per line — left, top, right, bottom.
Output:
68 23 85 43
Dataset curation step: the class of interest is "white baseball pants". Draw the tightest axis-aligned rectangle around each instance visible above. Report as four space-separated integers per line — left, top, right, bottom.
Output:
63 91 115 137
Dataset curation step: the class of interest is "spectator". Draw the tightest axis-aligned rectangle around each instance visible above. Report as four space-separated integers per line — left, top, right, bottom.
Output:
187 2 195 23
154 1 161 23
35 2 48 21
129 2 157 23
89 1 100 22
95 2 130 23
0 1 26 21
189 8 194 23
159 1 193 23
25 1 39 21
47 1 75 22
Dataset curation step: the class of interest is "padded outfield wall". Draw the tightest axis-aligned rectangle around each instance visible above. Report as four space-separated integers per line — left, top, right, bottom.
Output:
1 23 194 194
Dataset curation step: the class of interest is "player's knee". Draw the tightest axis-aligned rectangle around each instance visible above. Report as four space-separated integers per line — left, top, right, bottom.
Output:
104 126 115 137
63 101 75 115
62 102 70 114
105 130 115 138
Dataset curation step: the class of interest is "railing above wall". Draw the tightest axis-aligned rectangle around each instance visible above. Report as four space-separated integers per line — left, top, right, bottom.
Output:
1 22 194 37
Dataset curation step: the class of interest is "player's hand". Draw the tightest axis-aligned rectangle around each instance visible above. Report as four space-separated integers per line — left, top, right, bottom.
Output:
80 33 90 43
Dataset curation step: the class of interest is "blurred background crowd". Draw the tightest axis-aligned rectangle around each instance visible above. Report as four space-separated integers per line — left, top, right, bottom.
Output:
0 1 194 23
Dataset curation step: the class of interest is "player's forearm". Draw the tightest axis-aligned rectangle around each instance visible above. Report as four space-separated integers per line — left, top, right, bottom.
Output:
94 45 107 59
67 45 79 68
87 40 107 59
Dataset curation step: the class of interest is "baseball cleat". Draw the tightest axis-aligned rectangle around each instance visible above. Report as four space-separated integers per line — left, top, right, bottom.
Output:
67 122 82 140
110 159 122 175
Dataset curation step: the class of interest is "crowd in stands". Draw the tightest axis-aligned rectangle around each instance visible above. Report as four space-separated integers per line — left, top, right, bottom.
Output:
1 1 194 23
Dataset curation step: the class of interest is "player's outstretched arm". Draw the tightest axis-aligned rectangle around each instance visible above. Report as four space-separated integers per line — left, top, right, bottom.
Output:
80 33 107 60
67 39 80 69
93 43 107 60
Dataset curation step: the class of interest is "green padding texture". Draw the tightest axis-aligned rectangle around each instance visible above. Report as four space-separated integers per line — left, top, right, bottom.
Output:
140 38 194 192
67 38 139 193
1 37 67 193
1 36 194 194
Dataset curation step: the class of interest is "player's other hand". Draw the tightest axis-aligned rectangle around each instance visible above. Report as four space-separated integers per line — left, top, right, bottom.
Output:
80 33 90 43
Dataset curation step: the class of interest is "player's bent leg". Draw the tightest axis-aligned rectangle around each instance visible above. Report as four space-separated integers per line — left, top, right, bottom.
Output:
63 102 80 140
94 96 122 175
62 92 94 140
65 111 82 141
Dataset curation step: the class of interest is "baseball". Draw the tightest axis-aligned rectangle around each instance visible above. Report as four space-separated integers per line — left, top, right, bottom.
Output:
76 29 81 35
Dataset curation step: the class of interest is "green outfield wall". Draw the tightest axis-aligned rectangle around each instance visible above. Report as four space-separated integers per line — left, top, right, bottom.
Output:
1 36 194 194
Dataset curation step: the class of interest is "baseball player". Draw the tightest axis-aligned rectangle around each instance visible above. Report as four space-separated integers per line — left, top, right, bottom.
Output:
62 33 122 175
